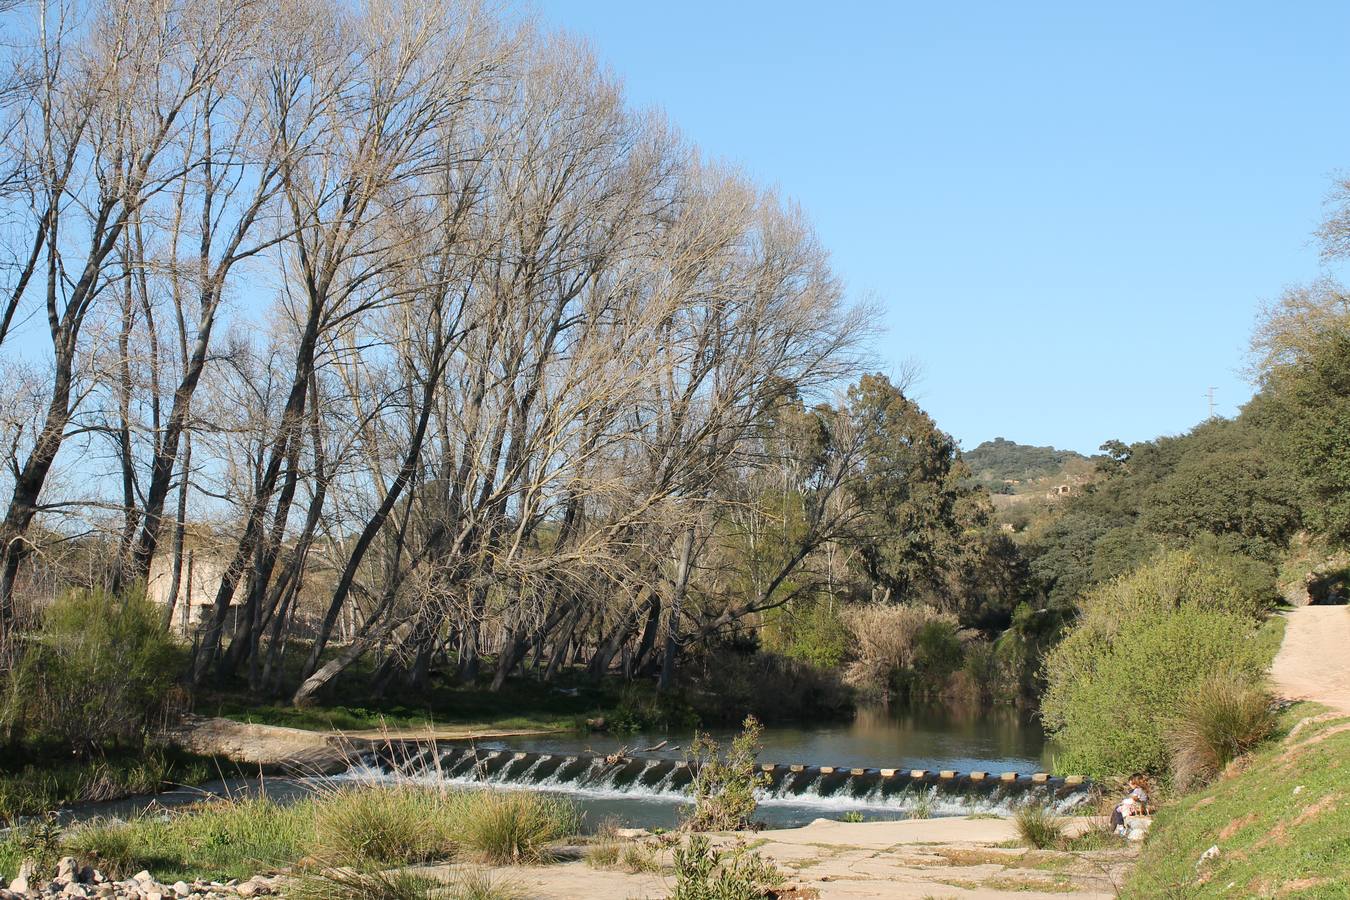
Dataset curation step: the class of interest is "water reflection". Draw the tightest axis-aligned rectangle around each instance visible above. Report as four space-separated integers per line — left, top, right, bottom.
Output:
473 703 1051 773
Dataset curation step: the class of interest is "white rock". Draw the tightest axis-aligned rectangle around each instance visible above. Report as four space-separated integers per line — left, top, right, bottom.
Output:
7 876 27 894
172 882 190 898
1199 844 1221 864
133 872 154 885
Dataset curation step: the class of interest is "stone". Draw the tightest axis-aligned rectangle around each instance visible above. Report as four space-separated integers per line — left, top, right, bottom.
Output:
134 872 154 885
58 857 79 883
1198 844 1221 865
235 884 259 898
62 884 90 897
7 877 27 895
173 883 191 898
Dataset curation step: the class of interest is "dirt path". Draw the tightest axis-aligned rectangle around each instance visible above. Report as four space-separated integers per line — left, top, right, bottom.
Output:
1270 605 1350 716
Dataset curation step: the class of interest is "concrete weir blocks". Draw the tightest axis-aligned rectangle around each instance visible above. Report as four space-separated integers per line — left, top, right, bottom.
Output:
1065 775 1085 785
910 769 928 779
939 770 957 779
1031 773 1050 783
789 764 806 773
819 766 837 774
1000 772 1018 782
880 768 897 777
969 771 988 781
760 763 777 772
850 768 867 776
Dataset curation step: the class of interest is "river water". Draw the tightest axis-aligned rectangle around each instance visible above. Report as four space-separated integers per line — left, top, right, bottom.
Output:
65 705 1075 831
334 703 1073 829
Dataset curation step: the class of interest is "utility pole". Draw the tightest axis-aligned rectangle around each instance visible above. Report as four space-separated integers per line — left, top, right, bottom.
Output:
1205 387 1217 419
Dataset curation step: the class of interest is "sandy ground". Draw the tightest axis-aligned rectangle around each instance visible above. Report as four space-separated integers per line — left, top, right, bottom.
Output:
416 817 1135 899
1270 605 1350 715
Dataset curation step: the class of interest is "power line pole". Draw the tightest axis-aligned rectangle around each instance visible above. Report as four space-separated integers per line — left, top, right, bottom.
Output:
1205 387 1217 419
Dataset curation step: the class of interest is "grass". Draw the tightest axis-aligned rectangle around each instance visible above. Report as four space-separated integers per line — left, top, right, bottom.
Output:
448 789 581 864
1124 703 1350 897
1013 804 1064 850
0 746 226 825
1166 675 1276 791
312 785 457 866
0 785 582 885
202 659 632 735
290 867 522 900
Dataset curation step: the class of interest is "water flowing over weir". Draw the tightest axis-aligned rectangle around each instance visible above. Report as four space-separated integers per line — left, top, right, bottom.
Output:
335 743 1091 820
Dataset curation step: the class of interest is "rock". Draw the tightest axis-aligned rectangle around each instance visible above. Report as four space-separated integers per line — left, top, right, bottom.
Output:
1199 844 1221 865
147 891 165 900
58 857 79 883
234 884 258 898
7 877 27 895
172 882 190 898
62 884 90 897
133 872 154 885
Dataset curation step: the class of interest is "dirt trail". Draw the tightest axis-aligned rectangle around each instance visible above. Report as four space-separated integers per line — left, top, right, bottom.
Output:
1270 605 1350 716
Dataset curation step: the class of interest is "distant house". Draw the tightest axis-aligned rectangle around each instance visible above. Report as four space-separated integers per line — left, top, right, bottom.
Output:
145 529 246 634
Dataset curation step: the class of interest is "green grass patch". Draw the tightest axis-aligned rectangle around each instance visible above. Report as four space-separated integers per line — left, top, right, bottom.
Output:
204 674 626 735
0 785 583 885
1124 703 1350 897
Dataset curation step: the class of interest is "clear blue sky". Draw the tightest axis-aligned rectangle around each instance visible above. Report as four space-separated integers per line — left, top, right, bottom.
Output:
533 0 1350 454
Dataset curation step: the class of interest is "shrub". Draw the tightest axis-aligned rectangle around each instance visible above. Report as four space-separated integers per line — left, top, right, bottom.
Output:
311 785 456 866
6 588 181 753
670 835 782 900
447 790 579 864
842 603 958 699
761 599 850 668
1167 675 1276 791
1041 550 1275 780
1042 604 1266 779
1014 804 1064 850
683 716 767 832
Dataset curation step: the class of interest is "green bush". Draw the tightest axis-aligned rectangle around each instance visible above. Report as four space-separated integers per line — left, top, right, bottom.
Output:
683 716 767 832
1167 676 1276 791
1075 548 1275 633
670 835 782 900
1041 549 1279 780
1042 605 1267 780
761 599 850 668
5 588 182 753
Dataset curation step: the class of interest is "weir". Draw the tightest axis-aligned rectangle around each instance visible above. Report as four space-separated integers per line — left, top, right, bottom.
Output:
337 743 1091 816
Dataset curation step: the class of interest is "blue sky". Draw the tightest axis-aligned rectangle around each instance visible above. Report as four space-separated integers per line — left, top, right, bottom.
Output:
533 0 1350 454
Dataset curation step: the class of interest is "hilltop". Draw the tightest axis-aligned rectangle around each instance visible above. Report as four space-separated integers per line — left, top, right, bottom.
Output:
963 437 1091 491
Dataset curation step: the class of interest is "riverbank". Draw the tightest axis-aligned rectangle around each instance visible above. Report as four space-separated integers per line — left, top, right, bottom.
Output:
1122 702 1350 897
0 803 1136 900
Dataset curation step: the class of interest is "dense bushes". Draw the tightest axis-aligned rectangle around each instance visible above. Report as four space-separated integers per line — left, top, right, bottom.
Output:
2 588 182 754
842 603 960 700
1041 551 1274 779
